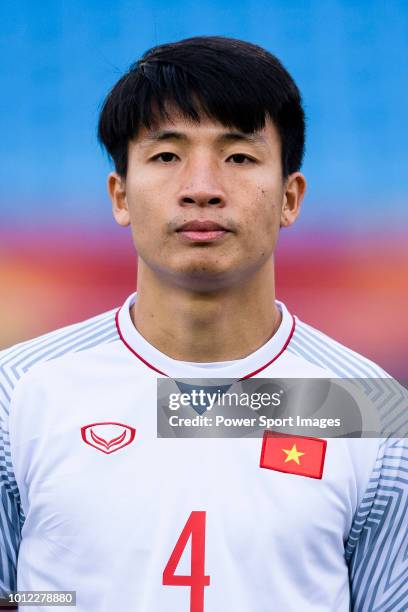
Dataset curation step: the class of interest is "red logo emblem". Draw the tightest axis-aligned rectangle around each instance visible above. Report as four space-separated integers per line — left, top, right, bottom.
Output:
81 422 136 454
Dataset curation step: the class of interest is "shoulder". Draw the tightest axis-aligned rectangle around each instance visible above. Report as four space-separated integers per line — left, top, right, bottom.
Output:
0 306 119 407
287 313 408 436
288 314 390 378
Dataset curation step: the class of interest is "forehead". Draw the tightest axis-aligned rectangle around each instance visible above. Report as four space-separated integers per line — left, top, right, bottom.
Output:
134 109 281 148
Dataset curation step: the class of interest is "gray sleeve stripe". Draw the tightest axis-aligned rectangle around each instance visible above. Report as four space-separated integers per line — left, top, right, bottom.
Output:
347 440 408 611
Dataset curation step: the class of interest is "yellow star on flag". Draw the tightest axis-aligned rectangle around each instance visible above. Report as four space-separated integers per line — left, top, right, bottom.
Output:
282 444 305 465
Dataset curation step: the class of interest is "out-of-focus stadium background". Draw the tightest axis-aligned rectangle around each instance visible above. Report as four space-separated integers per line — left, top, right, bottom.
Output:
1 1 407 379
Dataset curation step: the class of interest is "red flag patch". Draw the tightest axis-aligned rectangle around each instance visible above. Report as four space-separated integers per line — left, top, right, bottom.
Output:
260 431 327 479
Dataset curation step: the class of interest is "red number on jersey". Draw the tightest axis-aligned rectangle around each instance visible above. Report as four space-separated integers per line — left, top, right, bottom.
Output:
163 511 210 612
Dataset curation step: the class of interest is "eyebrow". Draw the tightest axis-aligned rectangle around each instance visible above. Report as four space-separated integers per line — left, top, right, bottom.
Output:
141 129 267 146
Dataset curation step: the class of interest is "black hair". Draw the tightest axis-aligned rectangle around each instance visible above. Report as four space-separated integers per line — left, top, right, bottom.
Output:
98 36 305 178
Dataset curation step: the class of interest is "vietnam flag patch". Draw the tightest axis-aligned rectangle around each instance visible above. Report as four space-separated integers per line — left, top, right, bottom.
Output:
260 431 327 479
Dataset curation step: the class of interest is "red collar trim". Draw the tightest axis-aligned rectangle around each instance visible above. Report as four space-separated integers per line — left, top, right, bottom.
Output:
238 315 296 380
115 309 167 376
115 307 295 380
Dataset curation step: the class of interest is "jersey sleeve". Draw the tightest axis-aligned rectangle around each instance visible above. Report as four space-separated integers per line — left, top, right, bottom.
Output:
0 367 24 604
0 309 117 608
346 436 408 611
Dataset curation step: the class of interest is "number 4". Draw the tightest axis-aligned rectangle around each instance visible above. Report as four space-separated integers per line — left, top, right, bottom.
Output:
163 511 210 612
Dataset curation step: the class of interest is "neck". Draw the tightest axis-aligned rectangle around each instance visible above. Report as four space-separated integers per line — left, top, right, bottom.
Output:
131 258 281 362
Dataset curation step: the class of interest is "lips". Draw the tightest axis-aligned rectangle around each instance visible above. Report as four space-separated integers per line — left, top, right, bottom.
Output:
176 220 230 243
177 220 228 232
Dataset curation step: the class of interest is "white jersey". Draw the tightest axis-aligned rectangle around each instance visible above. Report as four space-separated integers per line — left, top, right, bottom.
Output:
0 293 407 611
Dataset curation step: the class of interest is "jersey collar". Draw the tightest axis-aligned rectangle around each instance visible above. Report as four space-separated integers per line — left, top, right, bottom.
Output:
116 293 295 380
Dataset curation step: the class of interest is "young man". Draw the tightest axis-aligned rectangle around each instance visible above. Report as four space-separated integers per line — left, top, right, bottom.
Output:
0 36 407 611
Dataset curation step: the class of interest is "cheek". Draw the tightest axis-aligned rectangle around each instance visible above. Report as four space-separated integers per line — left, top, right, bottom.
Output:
242 185 282 241
126 170 177 231
126 183 159 236
124 196 155 257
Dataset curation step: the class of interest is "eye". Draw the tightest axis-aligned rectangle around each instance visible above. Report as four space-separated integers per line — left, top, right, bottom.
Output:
227 153 255 164
151 152 179 163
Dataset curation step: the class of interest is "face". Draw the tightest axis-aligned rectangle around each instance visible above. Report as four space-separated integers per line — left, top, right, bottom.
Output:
108 111 306 291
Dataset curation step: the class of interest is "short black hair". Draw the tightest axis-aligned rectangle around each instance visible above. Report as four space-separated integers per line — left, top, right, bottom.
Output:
98 36 305 178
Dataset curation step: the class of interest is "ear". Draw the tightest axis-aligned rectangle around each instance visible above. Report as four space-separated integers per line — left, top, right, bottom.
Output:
107 172 130 227
280 172 307 228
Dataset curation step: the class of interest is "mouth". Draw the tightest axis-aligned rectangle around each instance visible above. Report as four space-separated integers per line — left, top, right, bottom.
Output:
176 220 230 243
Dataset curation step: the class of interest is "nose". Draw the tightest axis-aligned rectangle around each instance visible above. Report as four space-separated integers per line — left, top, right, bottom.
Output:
177 157 226 208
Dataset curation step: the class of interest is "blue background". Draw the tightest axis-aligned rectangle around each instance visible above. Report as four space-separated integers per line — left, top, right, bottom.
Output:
1 0 407 229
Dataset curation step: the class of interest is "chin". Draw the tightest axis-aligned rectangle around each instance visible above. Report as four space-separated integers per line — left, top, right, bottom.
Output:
168 264 238 292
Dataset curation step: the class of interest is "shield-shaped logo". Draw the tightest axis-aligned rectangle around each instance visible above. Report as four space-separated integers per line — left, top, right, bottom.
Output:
81 422 136 454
